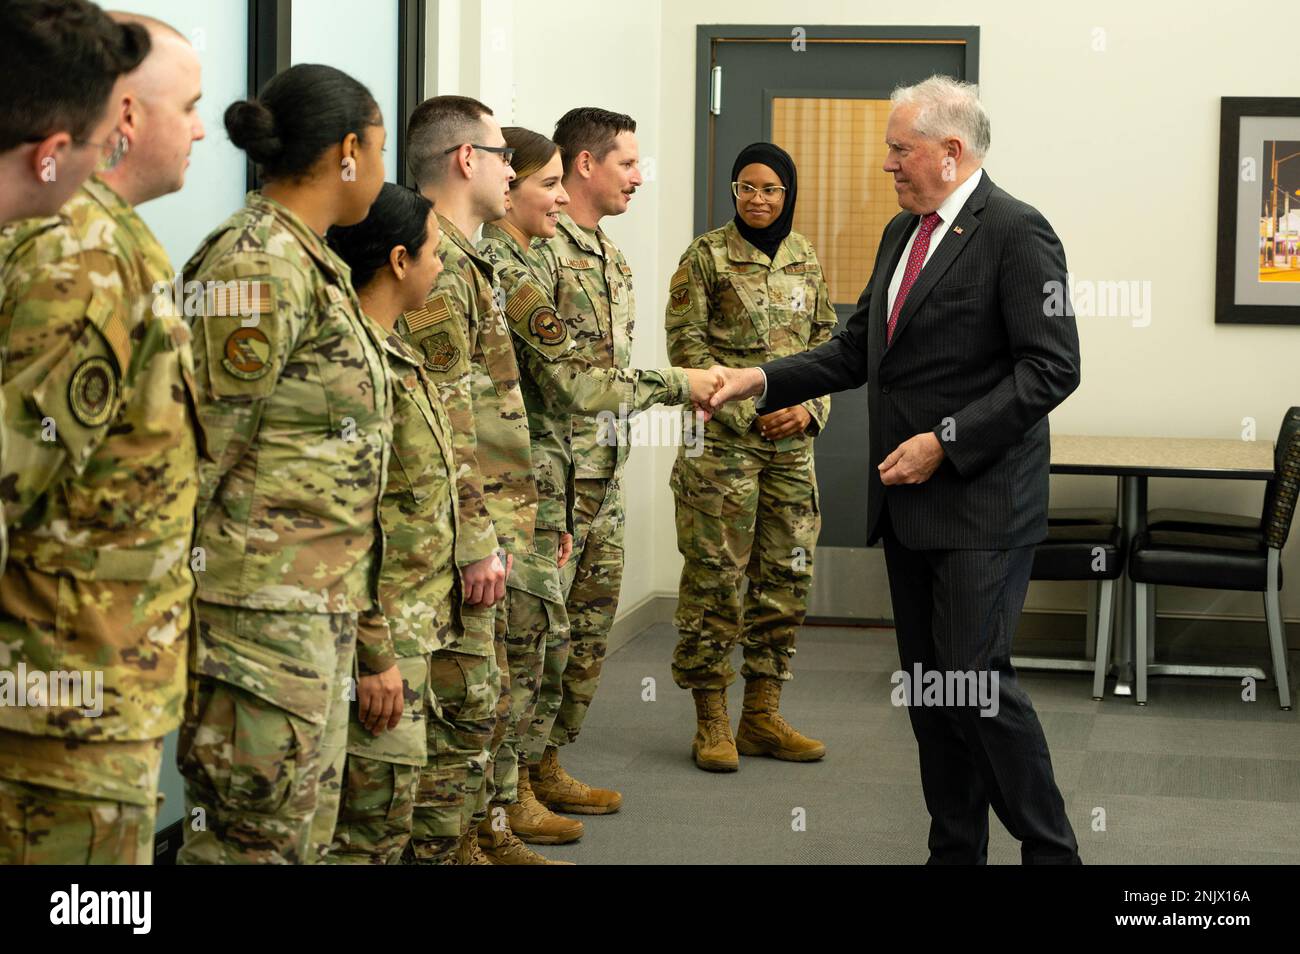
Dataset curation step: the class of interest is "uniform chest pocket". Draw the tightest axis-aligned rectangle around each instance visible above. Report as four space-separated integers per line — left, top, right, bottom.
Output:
709 273 766 351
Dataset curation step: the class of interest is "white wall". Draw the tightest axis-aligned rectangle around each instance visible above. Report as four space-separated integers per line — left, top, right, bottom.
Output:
292 0 401 181
111 0 249 271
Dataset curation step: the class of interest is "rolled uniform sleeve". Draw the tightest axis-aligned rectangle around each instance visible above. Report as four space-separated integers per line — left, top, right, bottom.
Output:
502 267 688 416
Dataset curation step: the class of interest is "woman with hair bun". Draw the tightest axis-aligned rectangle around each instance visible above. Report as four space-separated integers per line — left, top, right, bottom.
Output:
176 63 390 865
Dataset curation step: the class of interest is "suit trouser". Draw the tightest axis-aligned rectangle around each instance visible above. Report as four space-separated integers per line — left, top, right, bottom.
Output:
880 508 1079 865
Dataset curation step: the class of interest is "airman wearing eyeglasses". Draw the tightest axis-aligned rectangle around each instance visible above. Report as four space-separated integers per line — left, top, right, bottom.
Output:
0 13 206 865
664 142 836 774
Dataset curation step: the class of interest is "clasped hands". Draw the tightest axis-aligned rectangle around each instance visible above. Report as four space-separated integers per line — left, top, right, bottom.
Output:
700 364 945 484
680 367 809 438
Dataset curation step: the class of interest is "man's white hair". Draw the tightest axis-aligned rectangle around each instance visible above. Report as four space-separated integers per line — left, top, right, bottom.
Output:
890 75 991 160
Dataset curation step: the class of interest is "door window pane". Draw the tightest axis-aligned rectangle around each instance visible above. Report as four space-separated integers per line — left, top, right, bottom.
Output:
771 96 898 305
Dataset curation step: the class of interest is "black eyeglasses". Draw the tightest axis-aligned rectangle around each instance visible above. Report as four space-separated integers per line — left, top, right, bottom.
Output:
443 143 515 165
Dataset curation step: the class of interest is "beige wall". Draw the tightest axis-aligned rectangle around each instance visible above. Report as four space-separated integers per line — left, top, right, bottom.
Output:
437 0 1299 625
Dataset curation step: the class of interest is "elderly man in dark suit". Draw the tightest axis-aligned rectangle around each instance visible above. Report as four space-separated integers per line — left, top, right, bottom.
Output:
708 75 1082 864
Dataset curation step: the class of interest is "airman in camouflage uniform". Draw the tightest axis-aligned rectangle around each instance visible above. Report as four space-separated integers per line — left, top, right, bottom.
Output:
398 213 529 863
327 315 460 865
176 191 390 865
666 219 835 767
0 175 200 864
525 211 639 812
480 219 690 840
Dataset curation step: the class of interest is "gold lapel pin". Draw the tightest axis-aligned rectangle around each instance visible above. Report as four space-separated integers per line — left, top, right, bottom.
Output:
953 226 964 235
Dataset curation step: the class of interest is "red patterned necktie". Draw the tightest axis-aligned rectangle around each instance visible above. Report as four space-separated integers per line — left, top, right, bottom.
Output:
887 211 943 345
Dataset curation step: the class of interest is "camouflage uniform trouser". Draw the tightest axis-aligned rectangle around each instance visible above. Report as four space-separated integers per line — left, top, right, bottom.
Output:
489 547 568 807
549 476 624 748
670 439 820 690
408 638 500 864
0 733 163 864
177 606 356 865
327 653 431 865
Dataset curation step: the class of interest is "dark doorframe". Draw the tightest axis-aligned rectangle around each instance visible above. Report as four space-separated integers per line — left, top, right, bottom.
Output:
246 0 292 191
693 25 981 237
397 0 427 188
245 0 426 190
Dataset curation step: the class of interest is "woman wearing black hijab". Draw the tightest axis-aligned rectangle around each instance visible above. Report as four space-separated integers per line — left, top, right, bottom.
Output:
664 142 838 773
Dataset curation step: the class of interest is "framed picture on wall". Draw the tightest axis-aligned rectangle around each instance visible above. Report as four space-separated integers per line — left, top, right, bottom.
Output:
1215 96 1300 325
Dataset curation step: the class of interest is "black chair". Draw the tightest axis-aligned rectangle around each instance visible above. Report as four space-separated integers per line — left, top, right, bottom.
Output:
1025 508 1126 699
1129 407 1300 709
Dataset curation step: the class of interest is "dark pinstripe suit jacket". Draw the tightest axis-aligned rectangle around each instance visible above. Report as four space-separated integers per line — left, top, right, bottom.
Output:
763 171 1081 551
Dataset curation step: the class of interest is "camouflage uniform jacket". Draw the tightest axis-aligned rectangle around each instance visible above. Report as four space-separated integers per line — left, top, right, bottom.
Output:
0 175 202 741
666 221 836 450
355 314 461 673
534 212 636 480
398 215 551 606
479 221 688 533
184 191 390 688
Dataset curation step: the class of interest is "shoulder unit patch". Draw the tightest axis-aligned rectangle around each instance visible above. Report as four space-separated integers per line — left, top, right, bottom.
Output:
68 356 117 427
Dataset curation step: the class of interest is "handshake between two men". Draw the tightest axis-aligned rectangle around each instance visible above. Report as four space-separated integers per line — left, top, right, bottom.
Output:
680 365 946 487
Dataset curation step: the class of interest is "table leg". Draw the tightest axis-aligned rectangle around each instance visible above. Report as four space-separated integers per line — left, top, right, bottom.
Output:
1112 475 1147 698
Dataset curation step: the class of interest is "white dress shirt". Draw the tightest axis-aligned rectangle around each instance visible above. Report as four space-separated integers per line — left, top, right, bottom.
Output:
757 167 984 406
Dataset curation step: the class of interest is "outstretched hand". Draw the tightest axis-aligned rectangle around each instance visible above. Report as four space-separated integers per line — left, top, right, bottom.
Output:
705 365 765 410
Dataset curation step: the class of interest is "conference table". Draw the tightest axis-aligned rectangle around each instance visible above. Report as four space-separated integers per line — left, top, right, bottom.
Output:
1022 433 1276 698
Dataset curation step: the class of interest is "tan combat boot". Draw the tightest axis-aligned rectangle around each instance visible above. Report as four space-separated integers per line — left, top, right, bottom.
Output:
507 764 585 845
690 688 739 772
735 676 826 762
529 745 622 815
477 816 574 865
454 827 492 865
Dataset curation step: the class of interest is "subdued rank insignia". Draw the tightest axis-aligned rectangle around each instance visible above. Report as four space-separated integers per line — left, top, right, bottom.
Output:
529 307 567 345
668 265 691 316
68 356 116 427
222 326 272 380
406 294 453 333
418 331 458 372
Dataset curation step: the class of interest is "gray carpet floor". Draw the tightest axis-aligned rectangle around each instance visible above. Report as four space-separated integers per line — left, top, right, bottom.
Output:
538 623 1300 865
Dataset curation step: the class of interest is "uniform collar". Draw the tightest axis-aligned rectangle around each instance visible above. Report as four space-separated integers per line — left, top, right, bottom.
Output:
82 174 133 218
438 213 493 275
556 212 603 257
482 219 529 256
248 190 352 284
723 219 807 270
364 311 424 367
